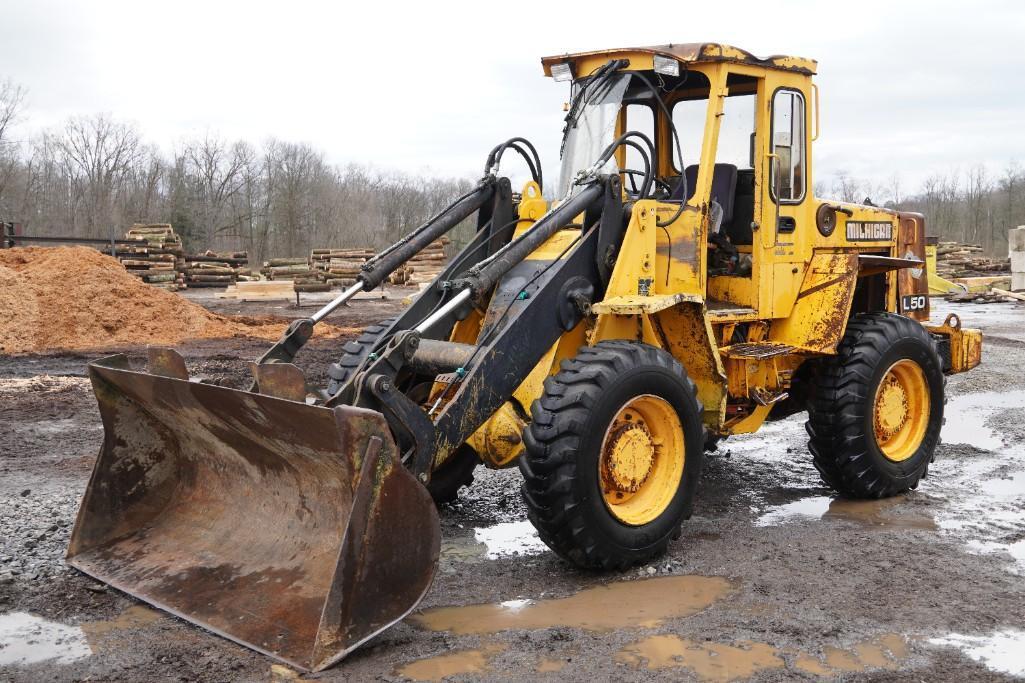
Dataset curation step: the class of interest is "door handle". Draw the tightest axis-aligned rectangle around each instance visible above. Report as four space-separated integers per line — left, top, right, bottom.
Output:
778 216 797 233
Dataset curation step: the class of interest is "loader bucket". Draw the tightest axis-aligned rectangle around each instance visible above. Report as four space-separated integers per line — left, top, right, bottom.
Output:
67 350 441 672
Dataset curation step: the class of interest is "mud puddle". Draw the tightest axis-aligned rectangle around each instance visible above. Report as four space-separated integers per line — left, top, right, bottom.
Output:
756 495 935 530
396 643 505 681
616 633 910 681
413 575 733 635
929 630 1025 677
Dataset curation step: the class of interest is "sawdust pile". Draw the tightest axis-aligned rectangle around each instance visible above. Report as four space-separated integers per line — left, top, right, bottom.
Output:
0 247 341 354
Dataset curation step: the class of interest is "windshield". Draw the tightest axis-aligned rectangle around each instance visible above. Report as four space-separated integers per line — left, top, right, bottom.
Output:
557 72 630 198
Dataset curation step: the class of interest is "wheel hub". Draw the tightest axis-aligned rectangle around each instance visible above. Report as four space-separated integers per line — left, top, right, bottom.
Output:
874 374 909 440
601 423 655 494
872 359 931 463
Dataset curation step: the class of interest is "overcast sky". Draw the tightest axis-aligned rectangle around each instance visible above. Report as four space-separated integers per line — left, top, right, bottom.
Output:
2 0 1023 195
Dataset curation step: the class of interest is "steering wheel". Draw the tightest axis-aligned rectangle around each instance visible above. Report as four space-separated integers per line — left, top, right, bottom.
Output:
621 169 674 198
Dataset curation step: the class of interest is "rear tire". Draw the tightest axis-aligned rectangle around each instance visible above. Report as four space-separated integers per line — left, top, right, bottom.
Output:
520 341 704 570
806 312 944 498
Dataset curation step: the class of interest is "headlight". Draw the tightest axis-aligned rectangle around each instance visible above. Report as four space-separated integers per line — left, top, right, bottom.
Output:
653 54 680 77
550 62 574 82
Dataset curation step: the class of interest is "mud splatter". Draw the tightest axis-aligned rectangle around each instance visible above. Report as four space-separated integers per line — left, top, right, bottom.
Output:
413 575 734 635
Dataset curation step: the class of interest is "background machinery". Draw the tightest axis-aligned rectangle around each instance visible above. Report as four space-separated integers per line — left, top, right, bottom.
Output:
68 43 982 671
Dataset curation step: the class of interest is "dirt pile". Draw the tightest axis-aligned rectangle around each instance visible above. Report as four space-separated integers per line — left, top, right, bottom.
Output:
0 247 340 354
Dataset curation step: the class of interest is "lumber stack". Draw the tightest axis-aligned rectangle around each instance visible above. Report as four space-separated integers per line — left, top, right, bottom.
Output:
936 241 1011 278
118 224 186 291
182 250 253 289
311 249 372 288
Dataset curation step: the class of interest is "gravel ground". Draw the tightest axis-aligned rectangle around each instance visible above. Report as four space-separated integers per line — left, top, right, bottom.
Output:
1 298 1023 682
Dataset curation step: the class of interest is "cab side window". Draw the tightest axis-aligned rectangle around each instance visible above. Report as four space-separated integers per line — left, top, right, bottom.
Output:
771 90 806 203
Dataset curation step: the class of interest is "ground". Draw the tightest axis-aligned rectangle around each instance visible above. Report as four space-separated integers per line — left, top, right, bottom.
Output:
1 294 1023 682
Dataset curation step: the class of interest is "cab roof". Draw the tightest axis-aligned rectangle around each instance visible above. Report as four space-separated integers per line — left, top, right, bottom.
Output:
541 43 817 77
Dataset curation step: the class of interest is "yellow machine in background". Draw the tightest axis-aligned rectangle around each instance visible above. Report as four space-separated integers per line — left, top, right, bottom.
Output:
68 43 982 671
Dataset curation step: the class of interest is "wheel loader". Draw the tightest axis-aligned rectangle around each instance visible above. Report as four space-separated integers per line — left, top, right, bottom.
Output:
67 43 983 671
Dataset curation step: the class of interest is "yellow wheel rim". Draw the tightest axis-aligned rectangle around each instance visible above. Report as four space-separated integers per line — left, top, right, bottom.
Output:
872 359 930 462
598 395 685 526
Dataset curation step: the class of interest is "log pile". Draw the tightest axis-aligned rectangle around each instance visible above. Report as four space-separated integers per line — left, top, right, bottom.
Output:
259 257 329 293
311 248 373 288
182 250 253 289
117 224 185 291
406 237 450 286
936 242 1011 278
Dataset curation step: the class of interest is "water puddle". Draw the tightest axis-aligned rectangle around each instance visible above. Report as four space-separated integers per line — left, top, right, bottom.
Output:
473 520 547 559
616 633 909 680
440 520 548 563
396 643 504 681
929 630 1025 677
756 495 935 530
413 575 733 635
942 390 1025 451
0 612 91 666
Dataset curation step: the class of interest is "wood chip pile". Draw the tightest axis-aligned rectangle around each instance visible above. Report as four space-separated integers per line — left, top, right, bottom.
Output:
936 242 1011 278
117 224 186 291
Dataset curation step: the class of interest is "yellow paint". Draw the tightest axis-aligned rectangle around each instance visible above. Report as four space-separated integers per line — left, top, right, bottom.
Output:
412 575 734 635
598 395 685 525
466 400 526 468
396 644 504 681
616 635 783 681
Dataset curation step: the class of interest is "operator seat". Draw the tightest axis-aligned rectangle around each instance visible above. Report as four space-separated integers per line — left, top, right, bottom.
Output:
675 164 738 229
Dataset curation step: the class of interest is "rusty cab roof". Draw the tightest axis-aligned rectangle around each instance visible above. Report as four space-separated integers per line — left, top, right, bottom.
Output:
541 43 817 77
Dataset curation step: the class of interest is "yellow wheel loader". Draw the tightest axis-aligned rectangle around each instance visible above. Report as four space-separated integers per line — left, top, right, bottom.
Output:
67 43 983 671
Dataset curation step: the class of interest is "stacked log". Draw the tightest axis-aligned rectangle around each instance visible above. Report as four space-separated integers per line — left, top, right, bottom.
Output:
936 242 1011 278
260 257 325 292
406 237 449 286
118 224 186 291
182 250 252 289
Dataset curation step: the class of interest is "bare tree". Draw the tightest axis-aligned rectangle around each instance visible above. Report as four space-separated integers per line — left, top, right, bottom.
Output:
54 114 143 235
0 79 27 214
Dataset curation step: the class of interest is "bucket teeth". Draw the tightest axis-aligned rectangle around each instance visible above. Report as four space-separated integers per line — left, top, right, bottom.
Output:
147 347 189 379
251 362 309 402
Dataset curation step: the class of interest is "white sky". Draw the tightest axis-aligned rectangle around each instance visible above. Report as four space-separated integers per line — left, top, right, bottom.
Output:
2 0 1023 194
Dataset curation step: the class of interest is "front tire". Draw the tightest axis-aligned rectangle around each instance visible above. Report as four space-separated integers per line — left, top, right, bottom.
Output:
806 313 944 498
520 341 704 570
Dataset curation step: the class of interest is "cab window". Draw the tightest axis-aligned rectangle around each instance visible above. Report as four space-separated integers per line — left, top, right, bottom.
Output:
771 90 806 203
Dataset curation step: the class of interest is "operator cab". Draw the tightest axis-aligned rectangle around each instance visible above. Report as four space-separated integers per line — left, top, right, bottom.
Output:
545 44 816 309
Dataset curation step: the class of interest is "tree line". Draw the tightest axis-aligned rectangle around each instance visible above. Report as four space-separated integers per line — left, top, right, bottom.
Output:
2 78 1023 259
0 80 476 263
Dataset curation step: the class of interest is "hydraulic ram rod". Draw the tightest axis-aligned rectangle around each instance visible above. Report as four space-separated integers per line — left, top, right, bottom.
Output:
252 180 495 369
358 180 495 291
454 181 605 299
